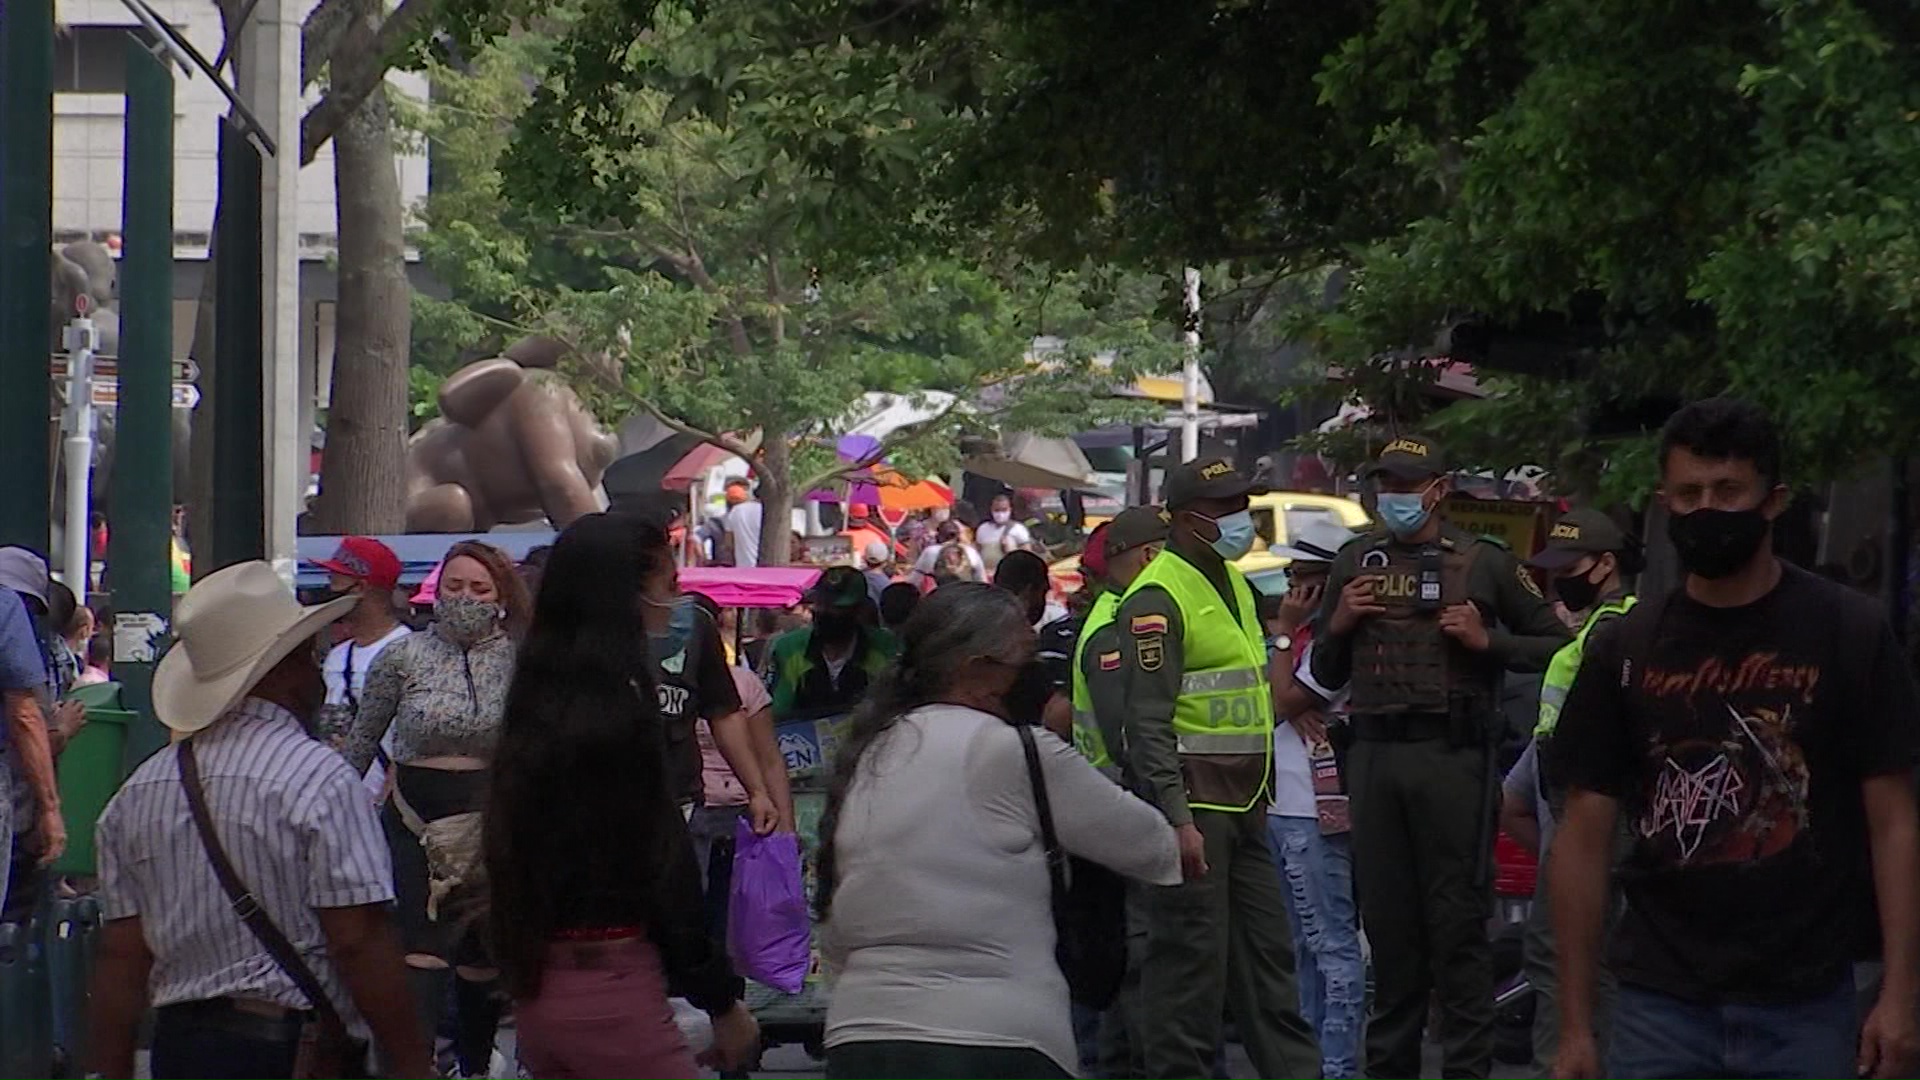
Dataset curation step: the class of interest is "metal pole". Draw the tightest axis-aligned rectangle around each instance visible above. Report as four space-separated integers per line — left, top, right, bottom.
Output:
0 0 54 553
115 36 176 763
60 318 98 591
209 116 265 571
1180 266 1202 463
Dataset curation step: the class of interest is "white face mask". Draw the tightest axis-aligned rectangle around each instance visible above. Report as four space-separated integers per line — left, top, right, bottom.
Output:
992 510 1011 525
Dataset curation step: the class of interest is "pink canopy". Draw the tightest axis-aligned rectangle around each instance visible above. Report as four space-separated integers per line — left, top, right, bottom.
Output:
410 563 442 605
680 566 822 609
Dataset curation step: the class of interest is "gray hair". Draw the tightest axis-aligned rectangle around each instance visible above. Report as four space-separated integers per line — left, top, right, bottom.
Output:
893 582 1030 696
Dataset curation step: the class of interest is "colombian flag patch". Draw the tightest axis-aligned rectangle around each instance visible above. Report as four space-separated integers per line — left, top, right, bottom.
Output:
1130 614 1169 635
1098 650 1122 671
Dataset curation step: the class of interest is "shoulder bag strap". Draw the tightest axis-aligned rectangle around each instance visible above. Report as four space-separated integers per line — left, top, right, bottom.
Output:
1012 722 1072 929
178 740 348 1032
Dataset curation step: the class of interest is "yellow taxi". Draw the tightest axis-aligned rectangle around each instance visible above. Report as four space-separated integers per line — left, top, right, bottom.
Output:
1049 491 1372 597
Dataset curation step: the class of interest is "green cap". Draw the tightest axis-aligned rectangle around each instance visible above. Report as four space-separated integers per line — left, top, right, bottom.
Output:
1104 506 1172 558
1527 508 1629 571
1162 457 1268 509
807 566 869 609
1365 434 1447 481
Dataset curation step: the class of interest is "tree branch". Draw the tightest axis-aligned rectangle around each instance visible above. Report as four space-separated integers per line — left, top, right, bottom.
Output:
299 0 355 88
545 326 761 464
790 395 967 494
299 0 440 165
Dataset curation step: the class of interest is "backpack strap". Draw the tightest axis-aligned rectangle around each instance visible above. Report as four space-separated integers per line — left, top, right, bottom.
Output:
178 741 349 1034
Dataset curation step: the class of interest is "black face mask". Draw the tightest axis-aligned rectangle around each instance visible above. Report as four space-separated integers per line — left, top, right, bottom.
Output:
1552 566 1604 613
814 610 858 644
1668 507 1771 580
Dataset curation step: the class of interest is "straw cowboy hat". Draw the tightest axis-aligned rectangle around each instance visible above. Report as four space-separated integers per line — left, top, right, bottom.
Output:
153 561 356 734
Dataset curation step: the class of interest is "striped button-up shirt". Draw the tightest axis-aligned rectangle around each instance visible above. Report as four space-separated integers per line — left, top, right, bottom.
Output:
97 697 394 1022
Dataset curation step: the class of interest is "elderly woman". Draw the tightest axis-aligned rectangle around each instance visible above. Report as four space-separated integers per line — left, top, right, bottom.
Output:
817 583 1179 1079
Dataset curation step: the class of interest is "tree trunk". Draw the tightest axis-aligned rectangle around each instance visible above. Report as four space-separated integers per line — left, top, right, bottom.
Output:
309 0 410 535
758 432 793 567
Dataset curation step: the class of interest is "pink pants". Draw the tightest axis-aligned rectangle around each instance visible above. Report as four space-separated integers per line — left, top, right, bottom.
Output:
514 937 699 1079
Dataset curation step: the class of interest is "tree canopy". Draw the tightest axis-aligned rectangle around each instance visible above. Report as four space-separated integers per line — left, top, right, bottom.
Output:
412 3 1175 559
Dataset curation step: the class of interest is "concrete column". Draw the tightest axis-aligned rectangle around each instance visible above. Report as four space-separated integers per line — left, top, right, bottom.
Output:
241 0 302 581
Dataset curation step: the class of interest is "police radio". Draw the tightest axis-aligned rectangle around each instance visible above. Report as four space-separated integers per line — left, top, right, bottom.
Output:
1416 546 1444 612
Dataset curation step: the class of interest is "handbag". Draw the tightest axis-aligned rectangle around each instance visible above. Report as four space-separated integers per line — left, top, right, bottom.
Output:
1012 722 1129 1010
179 741 371 1080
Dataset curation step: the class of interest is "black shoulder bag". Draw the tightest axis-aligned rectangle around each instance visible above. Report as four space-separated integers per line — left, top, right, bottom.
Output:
1012 722 1129 1010
179 741 371 1080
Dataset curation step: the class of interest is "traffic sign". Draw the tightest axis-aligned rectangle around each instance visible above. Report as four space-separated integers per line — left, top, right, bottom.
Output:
55 378 200 410
49 354 198 382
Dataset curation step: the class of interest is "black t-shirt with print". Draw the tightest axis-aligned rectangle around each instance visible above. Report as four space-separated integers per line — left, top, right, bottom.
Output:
650 607 743 805
1554 563 1920 1004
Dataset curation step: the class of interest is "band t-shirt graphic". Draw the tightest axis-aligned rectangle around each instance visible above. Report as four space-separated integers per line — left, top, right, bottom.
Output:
1554 564 1920 1004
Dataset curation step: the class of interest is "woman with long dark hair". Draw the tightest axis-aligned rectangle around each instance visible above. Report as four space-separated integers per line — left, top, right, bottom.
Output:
345 539 529 1077
486 513 757 1078
816 583 1180 1079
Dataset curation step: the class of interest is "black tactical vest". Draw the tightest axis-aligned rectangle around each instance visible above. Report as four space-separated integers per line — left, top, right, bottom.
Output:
1347 535 1482 715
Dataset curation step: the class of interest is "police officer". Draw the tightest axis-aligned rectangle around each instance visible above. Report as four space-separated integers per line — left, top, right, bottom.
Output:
1118 459 1319 1080
1062 506 1169 1078
1072 506 1170 781
1311 435 1571 1079
1510 507 1640 1073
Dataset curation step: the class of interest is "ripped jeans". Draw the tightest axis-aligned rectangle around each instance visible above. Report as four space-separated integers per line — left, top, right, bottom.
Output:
1267 816 1365 1079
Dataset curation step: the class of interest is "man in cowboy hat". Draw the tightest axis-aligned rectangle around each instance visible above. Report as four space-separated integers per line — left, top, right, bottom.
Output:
87 562 430 1079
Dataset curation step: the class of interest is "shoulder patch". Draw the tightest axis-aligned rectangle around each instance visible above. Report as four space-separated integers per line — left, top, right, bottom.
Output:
1135 636 1164 671
1098 649 1122 671
1130 614 1169 635
1517 563 1544 599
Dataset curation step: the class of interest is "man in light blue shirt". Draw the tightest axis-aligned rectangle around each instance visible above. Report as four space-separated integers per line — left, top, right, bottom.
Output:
0 547 68 911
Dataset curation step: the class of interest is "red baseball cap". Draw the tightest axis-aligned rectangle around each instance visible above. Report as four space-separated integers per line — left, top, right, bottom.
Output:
1081 523 1112 581
311 536 402 592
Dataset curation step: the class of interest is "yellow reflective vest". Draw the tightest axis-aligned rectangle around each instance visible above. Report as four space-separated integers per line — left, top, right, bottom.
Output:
1535 595 1638 738
1123 552 1273 813
1070 591 1122 776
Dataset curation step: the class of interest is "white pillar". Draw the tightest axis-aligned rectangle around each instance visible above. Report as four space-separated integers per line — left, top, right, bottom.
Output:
241 0 302 581
1180 266 1202 463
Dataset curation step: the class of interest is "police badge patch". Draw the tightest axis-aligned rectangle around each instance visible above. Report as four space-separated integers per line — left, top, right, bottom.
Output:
1517 564 1544 599
1136 637 1164 671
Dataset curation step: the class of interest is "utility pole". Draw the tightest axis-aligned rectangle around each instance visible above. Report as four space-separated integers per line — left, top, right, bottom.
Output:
1180 266 1203 463
0 0 54 553
208 119 266 571
247 0 302 584
115 35 177 763
59 315 99 594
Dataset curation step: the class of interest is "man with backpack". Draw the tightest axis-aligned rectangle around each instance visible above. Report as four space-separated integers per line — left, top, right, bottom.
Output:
1550 397 1920 1079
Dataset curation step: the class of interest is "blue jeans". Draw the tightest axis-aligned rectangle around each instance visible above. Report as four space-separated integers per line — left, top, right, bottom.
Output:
1608 976 1857 1079
1267 816 1364 1079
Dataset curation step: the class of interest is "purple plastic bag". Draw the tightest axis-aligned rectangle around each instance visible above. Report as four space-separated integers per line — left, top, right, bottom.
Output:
728 818 809 994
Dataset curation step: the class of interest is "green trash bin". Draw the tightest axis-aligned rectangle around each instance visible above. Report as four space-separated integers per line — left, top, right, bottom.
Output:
55 683 134 877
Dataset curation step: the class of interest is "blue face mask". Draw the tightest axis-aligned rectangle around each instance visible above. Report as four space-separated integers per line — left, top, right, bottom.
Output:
1207 509 1258 561
1376 492 1433 537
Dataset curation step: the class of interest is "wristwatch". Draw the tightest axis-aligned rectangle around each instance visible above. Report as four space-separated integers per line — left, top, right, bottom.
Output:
1269 633 1294 653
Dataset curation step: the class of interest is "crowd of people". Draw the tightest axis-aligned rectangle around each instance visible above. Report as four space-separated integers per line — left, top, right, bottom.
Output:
0 393 1910 1080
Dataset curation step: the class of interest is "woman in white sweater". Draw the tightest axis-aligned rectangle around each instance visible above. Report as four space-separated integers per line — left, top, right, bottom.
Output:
817 583 1180 1079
